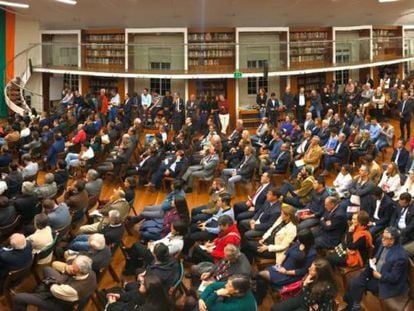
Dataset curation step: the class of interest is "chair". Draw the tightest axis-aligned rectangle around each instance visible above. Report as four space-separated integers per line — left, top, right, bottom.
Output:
1 259 34 305
0 215 21 242
55 222 72 244
107 242 121 283
32 233 59 283
162 176 175 192
128 198 138 216
255 256 276 271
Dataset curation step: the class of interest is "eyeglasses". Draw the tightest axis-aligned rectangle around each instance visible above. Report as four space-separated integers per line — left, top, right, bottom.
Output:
381 235 392 240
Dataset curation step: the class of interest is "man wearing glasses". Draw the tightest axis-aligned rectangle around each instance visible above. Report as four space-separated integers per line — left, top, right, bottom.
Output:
342 227 409 311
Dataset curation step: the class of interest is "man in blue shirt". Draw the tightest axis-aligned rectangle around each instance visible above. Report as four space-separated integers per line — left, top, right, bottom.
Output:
369 118 382 143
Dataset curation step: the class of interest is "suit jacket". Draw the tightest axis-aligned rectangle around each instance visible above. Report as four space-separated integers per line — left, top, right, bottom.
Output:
253 201 281 232
391 148 410 174
349 179 375 214
370 194 395 229
64 189 89 212
319 206 347 247
263 218 297 262
332 141 350 164
12 193 39 224
318 128 331 146
236 155 257 180
273 151 291 174
391 203 414 244
398 98 413 121
303 145 323 169
166 157 188 178
303 120 315 131
201 154 220 178
296 176 316 205
373 245 409 299
251 183 270 210
0 242 33 279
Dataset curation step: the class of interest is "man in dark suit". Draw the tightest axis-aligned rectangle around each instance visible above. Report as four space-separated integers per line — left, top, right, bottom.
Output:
314 196 347 249
264 143 291 174
238 187 281 239
222 119 244 153
368 187 395 237
303 112 315 132
0 233 32 289
294 87 307 124
186 94 200 130
233 172 271 221
147 150 188 190
172 92 185 133
344 227 409 311
321 133 350 175
391 192 414 256
406 149 414 173
398 91 413 140
266 93 280 125
222 145 257 195
12 181 39 226
390 139 410 174
125 148 159 184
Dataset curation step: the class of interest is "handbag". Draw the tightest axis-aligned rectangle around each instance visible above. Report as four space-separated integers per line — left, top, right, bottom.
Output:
279 280 302 301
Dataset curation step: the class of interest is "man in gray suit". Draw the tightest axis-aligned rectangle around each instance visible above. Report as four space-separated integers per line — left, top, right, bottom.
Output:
182 144 219 193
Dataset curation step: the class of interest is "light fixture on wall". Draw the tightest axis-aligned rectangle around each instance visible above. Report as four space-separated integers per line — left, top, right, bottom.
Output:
0 1 29 8
55 0 77 5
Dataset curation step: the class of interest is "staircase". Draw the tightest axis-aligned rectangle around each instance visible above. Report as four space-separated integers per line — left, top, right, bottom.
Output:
3 63 32 116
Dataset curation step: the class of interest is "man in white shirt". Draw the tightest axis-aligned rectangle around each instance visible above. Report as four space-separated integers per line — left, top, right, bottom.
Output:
295 87 306 123
21 154 39 179
332 164 353 198
65 142 95 169
109 88 120 122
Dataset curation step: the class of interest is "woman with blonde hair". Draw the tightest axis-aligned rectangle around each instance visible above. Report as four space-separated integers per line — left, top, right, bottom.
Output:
378 162 401 198
242 203 297 263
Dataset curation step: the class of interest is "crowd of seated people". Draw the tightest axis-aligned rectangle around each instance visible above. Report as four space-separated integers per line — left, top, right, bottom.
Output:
0 76 413 311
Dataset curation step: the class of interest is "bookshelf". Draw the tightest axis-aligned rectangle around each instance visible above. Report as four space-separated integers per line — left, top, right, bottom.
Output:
81 76 125 100
296 73 326 95
372 26 402 61
289 27 333 68
82 29 125 69
188 28 235 72
193 79 227 99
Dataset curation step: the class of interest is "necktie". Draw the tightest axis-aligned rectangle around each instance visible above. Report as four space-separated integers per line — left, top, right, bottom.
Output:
395 149 401 164
402 100 407 114
240 157 248 168
335 143 341 153
275 152 284 165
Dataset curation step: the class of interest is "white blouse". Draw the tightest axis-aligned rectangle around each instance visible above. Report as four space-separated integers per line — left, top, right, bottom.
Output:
378 172 401 195
394 178 414 200
333 172 353 198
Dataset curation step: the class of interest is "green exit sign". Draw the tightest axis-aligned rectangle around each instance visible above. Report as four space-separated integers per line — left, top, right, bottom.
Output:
233 71 243 79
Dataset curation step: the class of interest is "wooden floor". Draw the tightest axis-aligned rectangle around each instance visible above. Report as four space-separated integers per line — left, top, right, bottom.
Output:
0 117 410 311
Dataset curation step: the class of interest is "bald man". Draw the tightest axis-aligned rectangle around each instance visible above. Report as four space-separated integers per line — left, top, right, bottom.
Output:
0 233 32 288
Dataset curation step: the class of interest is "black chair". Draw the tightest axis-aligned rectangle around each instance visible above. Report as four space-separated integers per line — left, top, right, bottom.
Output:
55 222 71 244
0 215 21 242
1 258 34 305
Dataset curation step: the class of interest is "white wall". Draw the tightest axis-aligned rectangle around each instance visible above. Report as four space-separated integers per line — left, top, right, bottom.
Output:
14 17 43 111
14 16 41 75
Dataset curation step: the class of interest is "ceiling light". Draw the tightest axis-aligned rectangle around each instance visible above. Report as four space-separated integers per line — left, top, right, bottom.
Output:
378 0 400 2
55 0 77 5
0 1 29 8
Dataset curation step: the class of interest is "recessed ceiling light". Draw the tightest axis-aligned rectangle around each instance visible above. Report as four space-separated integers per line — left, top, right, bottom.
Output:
378 0 400 3
55 0 77 5
0 1 29 8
